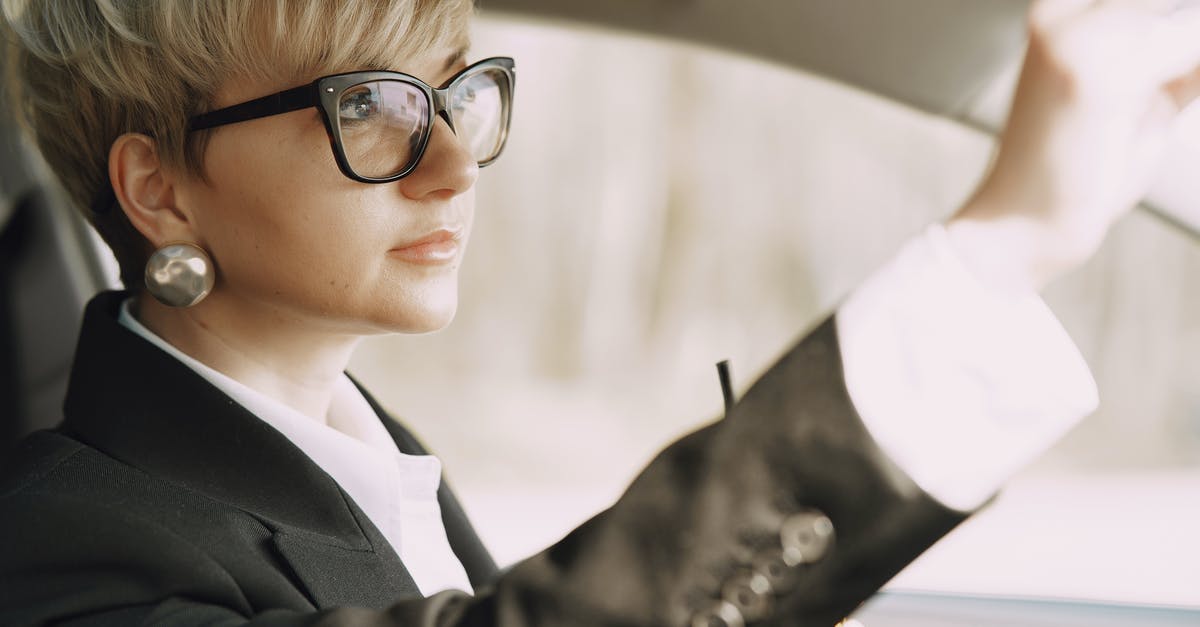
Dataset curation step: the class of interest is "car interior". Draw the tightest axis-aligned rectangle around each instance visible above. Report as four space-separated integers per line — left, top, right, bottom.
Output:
2 1 1198 624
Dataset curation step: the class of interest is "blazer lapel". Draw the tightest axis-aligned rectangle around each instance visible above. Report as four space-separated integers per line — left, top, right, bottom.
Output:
355 380 501 590
271 512 420 607
60 291 420 608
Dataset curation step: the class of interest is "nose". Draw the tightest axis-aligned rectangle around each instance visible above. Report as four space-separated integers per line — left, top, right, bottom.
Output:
399 117 479 200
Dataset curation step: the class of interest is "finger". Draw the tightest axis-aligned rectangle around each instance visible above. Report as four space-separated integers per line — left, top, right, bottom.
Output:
1166 66 1200 109
1145 7 1200 83
1030 0 1096 28
1102 0 1180 13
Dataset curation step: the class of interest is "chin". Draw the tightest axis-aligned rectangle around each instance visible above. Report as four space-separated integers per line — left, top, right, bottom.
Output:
369 282 460 335
339 263 465 335
397 302 458 335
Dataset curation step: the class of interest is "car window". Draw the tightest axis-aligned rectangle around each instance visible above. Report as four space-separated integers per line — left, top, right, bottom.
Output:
345 17 1200 609
53 15 1192 611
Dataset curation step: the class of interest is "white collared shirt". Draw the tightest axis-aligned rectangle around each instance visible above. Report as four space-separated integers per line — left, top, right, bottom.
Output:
836 224 1097 510
117 302 473 596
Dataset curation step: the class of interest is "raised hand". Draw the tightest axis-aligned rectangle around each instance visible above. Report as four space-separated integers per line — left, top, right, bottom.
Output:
948 0 1200 292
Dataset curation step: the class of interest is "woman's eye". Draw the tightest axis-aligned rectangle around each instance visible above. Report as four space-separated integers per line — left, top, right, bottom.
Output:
339 88 379 122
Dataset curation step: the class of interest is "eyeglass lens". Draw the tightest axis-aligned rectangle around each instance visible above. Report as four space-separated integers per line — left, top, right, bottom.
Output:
450 68 508 164
336 67 508 179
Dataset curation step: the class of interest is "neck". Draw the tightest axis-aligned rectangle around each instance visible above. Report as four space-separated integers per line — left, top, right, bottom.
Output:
133 291 363 422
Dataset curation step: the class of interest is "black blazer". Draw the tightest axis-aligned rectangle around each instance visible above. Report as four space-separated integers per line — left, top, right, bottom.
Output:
0 291 967 626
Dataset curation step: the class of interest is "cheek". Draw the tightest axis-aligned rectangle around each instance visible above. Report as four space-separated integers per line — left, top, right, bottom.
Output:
209 187 395 306
188 130 476 332
194 132 395 305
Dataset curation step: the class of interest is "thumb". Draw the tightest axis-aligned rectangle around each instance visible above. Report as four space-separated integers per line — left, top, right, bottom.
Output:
1166 66 1200 109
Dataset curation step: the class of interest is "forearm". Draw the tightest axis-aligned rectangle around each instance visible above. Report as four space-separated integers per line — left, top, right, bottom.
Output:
25 320 965 627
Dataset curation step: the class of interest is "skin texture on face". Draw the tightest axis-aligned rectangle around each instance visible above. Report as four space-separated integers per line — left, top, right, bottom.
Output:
111 42 478 420
183 46 478 336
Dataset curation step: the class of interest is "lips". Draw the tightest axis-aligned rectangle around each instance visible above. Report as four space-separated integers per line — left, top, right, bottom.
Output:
388 227 463 265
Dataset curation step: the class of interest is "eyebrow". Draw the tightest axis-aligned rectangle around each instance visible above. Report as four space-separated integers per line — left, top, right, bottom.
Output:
443 46 469 73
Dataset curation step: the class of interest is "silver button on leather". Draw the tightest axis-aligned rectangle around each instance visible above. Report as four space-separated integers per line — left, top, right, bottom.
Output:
751 548 795 590
691 600 745 627
722 570 773 621
780 509 834 563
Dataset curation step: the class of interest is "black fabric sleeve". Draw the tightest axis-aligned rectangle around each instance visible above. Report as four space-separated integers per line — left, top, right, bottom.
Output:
1 318 969 627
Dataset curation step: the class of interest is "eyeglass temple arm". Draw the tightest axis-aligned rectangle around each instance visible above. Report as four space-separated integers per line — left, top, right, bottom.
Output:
188 83 317 131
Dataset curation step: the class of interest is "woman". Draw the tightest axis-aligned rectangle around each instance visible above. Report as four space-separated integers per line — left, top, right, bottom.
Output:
2 0 1197 625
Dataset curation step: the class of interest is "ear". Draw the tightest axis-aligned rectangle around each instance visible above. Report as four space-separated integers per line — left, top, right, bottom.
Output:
108 133 195 248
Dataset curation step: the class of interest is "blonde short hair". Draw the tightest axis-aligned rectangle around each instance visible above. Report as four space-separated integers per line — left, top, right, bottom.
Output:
2 0 474 288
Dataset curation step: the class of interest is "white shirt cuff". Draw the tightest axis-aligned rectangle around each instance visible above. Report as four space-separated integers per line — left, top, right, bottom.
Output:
835 224 1098 511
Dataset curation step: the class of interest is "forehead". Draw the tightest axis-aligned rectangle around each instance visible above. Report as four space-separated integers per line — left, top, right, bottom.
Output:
213 34 472 109
386 39 473 83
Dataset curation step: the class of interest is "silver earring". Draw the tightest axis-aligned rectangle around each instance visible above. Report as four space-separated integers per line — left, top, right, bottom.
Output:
144 242 215 307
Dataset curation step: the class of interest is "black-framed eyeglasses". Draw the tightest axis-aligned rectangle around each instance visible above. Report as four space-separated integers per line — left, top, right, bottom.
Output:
188 56 515 184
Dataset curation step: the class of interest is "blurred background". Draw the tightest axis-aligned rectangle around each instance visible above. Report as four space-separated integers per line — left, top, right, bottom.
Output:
345 15 1200 607
3 5 1197 616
